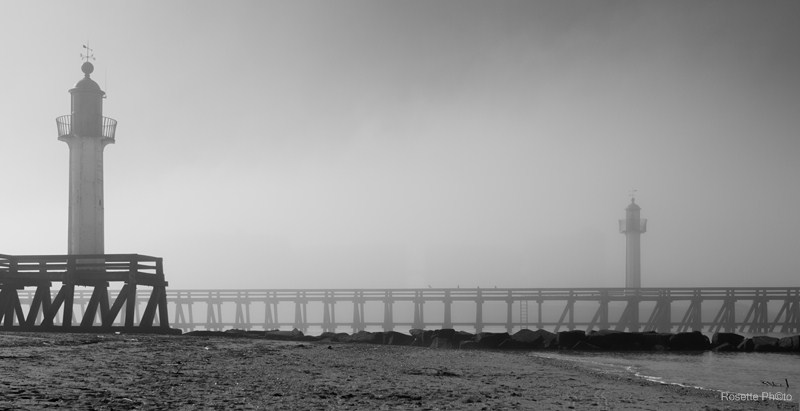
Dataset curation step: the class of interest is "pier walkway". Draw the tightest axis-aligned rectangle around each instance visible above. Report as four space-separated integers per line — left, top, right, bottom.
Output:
9 287 799 335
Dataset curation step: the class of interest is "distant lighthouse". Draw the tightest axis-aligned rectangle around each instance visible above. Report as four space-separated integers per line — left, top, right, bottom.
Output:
619 198 647 288
56 54 117 255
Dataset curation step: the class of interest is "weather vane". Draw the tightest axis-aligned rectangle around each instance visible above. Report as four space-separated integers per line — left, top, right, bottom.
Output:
629 189 638 201
81 44 95 63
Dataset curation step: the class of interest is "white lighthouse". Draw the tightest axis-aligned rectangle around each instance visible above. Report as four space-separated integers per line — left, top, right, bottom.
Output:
56 58 117 255
619 198 647 288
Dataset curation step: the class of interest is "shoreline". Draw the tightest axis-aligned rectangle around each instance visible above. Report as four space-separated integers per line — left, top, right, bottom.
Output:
0 332 797 410
527 349 799 408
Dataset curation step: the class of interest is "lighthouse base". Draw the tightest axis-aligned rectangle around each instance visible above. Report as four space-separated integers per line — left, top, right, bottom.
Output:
0 253 180 334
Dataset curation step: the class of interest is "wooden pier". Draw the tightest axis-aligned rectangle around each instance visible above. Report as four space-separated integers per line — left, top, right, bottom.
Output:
0 253 174 333
7 285 798 335
164 287 799 334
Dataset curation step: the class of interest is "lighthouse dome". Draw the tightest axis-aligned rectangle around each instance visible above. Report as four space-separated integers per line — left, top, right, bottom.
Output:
626 198 641 210
73 62 102 92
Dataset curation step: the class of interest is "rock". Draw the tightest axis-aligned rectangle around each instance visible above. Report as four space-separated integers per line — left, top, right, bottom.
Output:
712 342 738 352
455 331 476 344
382 331 414 346
409 329 434 347
668 331 710 351
737 338 754 352
557 330 586 349
572 341 602 350
752 336 780 352
429 336 453 349
433 329 458 340
497 339 526 350
318 332 350 342
711 332 745 349
427 329 458 349
511 329 557 348
586 330 646 350
349 330 383 344
778 335 800 352
475 332 510 349
459 340 479 350
262 329 306 341
640 332 671 351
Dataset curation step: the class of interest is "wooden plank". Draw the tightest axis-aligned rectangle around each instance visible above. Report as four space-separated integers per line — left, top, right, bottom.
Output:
158 286 170 327
41 286 66 326
104 285 130 326
125 285 137 328
139 288 160 327
80 286 107 327
25 286 52 327
61 284 75 327
0 288 12 326
12 291 25 326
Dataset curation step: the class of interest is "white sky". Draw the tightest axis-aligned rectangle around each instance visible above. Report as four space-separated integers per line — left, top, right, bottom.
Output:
0 1 798 289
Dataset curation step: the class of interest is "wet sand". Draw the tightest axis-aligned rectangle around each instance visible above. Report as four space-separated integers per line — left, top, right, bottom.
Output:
0 332 796 410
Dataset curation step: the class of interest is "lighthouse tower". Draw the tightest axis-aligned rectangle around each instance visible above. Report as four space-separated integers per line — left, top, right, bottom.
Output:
56 58 116 255
619 198 647 288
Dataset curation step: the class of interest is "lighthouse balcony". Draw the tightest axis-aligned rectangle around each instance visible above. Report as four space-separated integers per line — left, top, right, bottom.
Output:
619 219 647 233
56 115 117 141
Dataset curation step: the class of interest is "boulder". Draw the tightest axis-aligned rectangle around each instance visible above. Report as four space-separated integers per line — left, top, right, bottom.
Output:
263 328 306 341
511 329 557 348
429 336 453 349
497 339 527 350
668 331 710 351
586 330 646 350
572 341 602 351
455 331 476 344
711 342 738 352
409 329 434 347
332 332 351 342
778 335 800 352
429 329 458 349
711 332 745 349
318 332 351 342
459 340 480 350
348 330 383 344
475 332 510 349
752 336 780 352
737 338 754 352
382 331 414 346
223 329 264 338
557 330 587 349
640 332 671 351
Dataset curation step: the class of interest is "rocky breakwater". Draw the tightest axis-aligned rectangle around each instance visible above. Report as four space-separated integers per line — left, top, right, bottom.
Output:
188 328 800 353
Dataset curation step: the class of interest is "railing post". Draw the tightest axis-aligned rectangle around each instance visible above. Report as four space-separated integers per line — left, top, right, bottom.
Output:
413 290 424 329
382 290 394 332
505 290 513 333
475 289 483 333
443 290 452 329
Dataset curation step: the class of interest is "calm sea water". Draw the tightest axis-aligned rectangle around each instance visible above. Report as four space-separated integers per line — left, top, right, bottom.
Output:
530 350 800 403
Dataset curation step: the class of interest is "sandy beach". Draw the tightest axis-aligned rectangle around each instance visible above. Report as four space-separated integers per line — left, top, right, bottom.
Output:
0 332 796 410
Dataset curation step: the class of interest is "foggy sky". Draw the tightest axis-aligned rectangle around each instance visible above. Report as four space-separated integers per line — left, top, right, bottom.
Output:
0 1 798 289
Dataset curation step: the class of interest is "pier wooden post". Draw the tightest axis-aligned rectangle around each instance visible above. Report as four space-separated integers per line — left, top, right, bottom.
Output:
382 291 394 332
475 289 483 333
413 291 424 329
505 291 513 333
443 290 452 329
